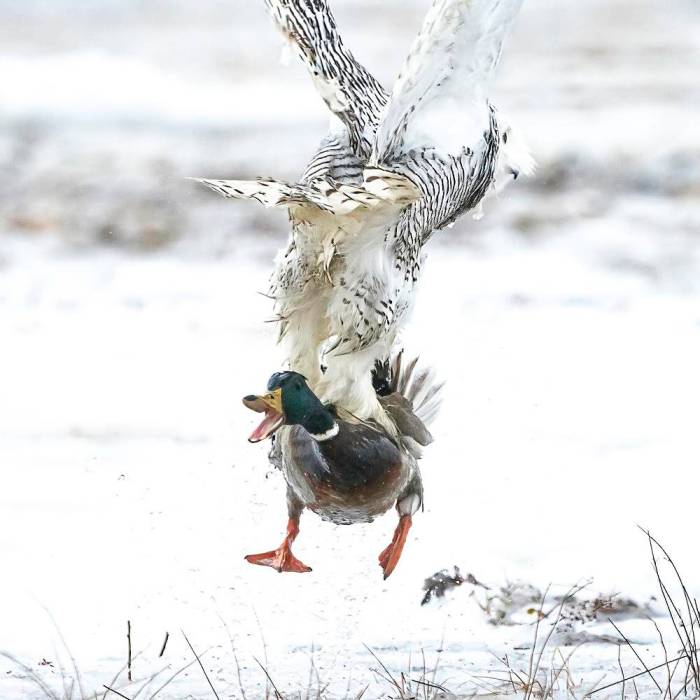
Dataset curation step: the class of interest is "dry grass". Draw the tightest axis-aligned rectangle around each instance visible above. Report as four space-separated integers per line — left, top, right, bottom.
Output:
586 530 700 700
4 531 699 700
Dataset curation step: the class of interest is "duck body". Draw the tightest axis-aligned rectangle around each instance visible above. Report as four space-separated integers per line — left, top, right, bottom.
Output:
243 355 437 577
274 417 418 526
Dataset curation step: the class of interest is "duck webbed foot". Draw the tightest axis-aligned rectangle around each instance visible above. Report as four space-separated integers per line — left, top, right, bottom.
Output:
245 517 312 574
378 514 413 579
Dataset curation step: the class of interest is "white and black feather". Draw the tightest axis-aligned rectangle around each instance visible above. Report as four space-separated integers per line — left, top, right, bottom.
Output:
193 0 531 423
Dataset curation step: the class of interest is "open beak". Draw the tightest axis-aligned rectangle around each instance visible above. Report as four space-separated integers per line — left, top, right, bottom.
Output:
243 388 284 443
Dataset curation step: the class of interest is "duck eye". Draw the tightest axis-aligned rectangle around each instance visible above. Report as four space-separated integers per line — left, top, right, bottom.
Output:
503 131 509 144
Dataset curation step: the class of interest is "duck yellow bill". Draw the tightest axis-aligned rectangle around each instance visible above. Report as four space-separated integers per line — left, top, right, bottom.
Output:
243 389 284 443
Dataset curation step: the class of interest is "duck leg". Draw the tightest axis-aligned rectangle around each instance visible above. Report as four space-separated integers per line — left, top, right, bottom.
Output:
379 480 422 579
378 515 412 579
245 496 312 574
245 517 312 573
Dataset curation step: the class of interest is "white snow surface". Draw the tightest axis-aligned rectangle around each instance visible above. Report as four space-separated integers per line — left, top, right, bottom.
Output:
1 0 700 697
2 227 699 697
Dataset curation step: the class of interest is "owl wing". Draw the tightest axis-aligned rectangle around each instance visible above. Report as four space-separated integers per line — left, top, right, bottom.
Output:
372 0 524 164
264 0 388 158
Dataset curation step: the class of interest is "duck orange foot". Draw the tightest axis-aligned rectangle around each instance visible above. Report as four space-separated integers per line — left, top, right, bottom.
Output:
245 517 312 573
245 547 311 573
378 514 412 579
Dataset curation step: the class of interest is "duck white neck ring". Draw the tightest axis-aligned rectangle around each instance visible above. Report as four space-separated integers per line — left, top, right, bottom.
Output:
310 422 339 442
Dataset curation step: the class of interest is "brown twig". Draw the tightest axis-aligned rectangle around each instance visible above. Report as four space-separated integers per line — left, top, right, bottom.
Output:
363 644 403 696
617 645 625 700
644 532 694 670
104 685 134 700
528 582 581 700
644 528 700 688
127 621 132 683
588 655 688 695
42 605 87 700
524 584 549 700
216 613 248 700
648 614 673 699
608 617 662 692
252 607 271 700
182 631 220 700
157 632 168 659
146 656 201 700
254 657 284 700
549 644 583 696
101 649 146 700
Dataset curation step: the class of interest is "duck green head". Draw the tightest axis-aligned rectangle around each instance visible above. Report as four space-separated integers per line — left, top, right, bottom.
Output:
243 371 338 443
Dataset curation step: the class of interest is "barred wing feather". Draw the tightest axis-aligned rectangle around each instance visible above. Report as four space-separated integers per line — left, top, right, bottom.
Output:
192 172 419 216
264 0 387 157
373 0 524 163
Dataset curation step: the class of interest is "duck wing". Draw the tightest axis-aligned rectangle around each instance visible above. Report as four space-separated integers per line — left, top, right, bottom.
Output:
264 0 387 158
373 350 444 449
379 393 433 447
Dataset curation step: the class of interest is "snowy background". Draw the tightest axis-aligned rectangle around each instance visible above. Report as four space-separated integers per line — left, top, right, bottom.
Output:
1 0 700 697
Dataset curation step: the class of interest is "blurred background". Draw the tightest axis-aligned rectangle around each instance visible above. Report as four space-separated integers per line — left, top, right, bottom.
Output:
1 0 700 697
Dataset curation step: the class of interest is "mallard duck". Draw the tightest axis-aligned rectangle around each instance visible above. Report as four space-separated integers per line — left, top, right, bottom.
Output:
195 0 533 429
242 354 441 578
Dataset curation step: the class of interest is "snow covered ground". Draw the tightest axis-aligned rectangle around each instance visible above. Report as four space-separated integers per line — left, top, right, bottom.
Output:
1 0 700 697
